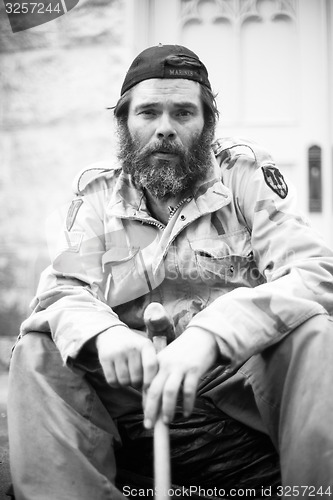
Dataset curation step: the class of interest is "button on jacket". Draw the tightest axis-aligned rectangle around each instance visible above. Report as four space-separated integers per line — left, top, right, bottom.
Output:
21 137 333 372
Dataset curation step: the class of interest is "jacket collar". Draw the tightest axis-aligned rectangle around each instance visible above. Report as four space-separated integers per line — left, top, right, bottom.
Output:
106 150 231 221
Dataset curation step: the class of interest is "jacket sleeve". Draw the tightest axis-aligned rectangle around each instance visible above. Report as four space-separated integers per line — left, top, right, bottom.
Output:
187 150 333 371
20 175 128 365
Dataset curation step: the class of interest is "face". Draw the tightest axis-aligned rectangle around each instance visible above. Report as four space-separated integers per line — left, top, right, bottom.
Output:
128 78 205 156
117 79 214 200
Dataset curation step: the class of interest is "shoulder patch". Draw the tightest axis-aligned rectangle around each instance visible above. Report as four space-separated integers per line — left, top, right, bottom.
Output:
66 199 83 231
262 166 288 199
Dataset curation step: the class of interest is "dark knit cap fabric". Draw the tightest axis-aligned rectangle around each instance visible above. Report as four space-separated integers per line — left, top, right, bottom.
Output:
120 44 212 95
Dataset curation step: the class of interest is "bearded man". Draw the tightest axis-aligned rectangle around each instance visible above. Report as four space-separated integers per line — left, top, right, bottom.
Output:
7 45 333 500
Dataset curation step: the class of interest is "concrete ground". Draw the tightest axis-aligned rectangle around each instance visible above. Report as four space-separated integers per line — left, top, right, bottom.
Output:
0 371 11 500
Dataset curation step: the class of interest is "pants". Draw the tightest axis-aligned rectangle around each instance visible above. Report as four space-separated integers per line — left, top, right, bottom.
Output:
7 314 333 499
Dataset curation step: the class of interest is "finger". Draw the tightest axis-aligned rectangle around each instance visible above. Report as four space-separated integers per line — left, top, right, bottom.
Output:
101 360 120 388
143 371 167 429
141 340 159 389
182 368 200 418
114 356 131 386
127 348 144 387
161 371 184 424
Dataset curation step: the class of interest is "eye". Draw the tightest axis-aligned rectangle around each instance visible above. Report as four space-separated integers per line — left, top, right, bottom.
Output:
176 110 193 118
138 109 156 117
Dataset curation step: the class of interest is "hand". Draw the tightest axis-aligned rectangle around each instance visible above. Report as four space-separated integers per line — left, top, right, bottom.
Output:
143 327 219 429
96 326 158 388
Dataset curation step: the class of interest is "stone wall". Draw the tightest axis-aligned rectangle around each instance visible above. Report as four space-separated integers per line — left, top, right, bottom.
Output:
0 0 128 336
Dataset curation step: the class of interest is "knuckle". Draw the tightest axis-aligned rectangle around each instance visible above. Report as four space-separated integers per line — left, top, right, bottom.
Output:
130 370 143 384
105 375 119 387
183 387 194 397
143 337 153 346
188 366 200 376
164 387 176 399
157 360 172 375
142 339 154 351
147 388 160 401
98 351 110 365
130 377 142 388
145 359 158 373
128 345 140 356
117 375 131 386
100 350 119 364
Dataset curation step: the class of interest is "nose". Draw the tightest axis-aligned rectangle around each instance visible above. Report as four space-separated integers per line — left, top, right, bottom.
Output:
155 113 176 140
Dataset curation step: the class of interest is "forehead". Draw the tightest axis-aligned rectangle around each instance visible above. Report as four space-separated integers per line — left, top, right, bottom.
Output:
129 79 202 107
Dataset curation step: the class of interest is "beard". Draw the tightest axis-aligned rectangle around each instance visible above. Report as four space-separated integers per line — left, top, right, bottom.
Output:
116 120 214 200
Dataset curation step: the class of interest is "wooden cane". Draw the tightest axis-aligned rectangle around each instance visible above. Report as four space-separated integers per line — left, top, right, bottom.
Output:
153 339 171 500
144 303 175 500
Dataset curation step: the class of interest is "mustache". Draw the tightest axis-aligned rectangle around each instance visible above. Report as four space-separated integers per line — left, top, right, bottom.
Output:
137 140 184 157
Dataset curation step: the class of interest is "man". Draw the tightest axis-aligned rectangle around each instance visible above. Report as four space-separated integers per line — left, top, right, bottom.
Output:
7 45 333 499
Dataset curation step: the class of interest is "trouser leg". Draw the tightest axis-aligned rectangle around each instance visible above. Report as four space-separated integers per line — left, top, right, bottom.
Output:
7 332 129 500
244 314 333 488
207 314 333 490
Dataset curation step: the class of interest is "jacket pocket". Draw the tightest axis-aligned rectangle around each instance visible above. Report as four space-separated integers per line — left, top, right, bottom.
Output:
189 232 263 287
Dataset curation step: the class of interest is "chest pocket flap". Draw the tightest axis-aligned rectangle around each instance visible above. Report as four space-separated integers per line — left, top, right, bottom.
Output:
189 230 259 285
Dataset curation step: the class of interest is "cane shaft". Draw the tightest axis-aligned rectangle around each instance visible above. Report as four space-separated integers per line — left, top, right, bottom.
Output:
154 416 171 499
153 335 171 499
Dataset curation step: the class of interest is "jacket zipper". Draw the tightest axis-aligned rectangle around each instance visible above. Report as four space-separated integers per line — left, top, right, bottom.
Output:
122 197 193 231
142 218 165 231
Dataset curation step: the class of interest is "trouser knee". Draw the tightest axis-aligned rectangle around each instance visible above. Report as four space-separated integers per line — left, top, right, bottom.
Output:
8 332 120 436
240 314 333 446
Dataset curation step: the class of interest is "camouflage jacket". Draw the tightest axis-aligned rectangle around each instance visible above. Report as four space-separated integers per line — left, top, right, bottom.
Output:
21 138 333 371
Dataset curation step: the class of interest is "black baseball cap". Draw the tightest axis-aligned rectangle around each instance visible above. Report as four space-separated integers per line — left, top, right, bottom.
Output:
120 44 212 96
